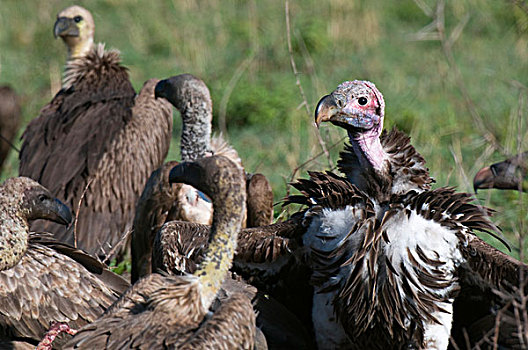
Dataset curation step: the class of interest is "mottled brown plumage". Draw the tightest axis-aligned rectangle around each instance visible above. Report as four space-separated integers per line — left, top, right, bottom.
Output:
0 177 129 348
286 169 526 349
247 173 274 227
152 213 314 349
19 6 173 258
130 161 180 283
64 156 257 349
0 85 21 174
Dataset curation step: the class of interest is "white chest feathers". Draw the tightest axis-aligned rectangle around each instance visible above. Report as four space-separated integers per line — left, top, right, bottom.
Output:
303 203 465 350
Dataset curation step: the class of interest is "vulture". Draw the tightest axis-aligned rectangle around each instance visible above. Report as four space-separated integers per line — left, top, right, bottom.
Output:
0 85 21 174
153 73 274 228
130 74 273 282
0 177 129 349
19 5 173 259
474 152 528 192
63 156 259 349
300 79 528 349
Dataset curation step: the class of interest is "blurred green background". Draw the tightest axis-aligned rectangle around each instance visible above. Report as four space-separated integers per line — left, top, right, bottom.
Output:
1 0 528 259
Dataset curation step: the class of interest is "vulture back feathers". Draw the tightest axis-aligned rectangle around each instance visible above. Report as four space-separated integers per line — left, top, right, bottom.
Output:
20 44 172 258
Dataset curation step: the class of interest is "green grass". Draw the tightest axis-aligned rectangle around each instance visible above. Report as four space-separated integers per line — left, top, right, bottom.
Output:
1 0 528 260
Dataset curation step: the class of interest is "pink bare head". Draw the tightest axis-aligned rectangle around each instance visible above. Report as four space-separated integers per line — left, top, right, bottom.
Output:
314 80 384 135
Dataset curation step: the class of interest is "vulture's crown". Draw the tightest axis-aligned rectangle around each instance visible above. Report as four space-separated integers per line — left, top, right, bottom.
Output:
54 5 95 60
316 80 387 171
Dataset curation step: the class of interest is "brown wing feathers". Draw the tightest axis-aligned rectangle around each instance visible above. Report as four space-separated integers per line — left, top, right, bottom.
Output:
19 48 173 259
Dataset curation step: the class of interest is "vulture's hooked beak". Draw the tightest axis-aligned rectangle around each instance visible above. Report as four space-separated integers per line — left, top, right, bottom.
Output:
169 162 202 187
39 198 73 226
154 79 168 100
473 166 494 193
314 94 338 128
54 17 79 38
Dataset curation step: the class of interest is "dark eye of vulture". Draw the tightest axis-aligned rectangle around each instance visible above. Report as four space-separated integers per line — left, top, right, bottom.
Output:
358 96 368 105
74 15 83 23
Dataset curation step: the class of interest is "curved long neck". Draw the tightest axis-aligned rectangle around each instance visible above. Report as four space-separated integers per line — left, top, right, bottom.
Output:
348 128 387 171
193 181 245 310
0 205 29 271
180 103 212 161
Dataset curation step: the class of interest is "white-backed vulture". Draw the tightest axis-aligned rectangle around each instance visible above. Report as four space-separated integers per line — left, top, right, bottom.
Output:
0 85 21 174
303 79 527 349
130 74 273 282
153 73 274 228
64 156 258 349
19 5 173 259
0 177 129 349
474 152 528 192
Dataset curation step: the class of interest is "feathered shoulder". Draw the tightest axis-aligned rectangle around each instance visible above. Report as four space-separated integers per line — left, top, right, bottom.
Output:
285 171 372 210
391 187 504 244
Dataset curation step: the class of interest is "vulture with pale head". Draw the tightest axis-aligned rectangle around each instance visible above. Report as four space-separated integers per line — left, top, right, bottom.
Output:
63 156 259 349
131 74 273 282
0 177 129 349
19 5 173 259
0 85 21 174
474 152 528 192
301 80 527 349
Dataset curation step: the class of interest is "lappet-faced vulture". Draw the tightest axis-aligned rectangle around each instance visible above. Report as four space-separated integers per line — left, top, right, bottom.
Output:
19 5 173 259
474 152 528 192
130 74 273 282
0 85 21 174
63 156 259 349
0 177 129 349
302 80 528 349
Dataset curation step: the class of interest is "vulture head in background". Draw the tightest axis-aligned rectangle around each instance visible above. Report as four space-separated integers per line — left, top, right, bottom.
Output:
474 152 528 192
54 5 95 59
155 74 213 162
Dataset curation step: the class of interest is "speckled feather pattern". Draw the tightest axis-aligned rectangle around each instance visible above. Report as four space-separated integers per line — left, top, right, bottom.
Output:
0 177 128 348
64 156 257 349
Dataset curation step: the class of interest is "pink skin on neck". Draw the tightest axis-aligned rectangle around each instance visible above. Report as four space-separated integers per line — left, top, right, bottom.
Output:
349 126 386 171
341 90 387 171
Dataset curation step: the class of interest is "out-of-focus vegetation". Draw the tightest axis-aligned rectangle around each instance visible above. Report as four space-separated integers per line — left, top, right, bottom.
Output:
1 0 528 259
